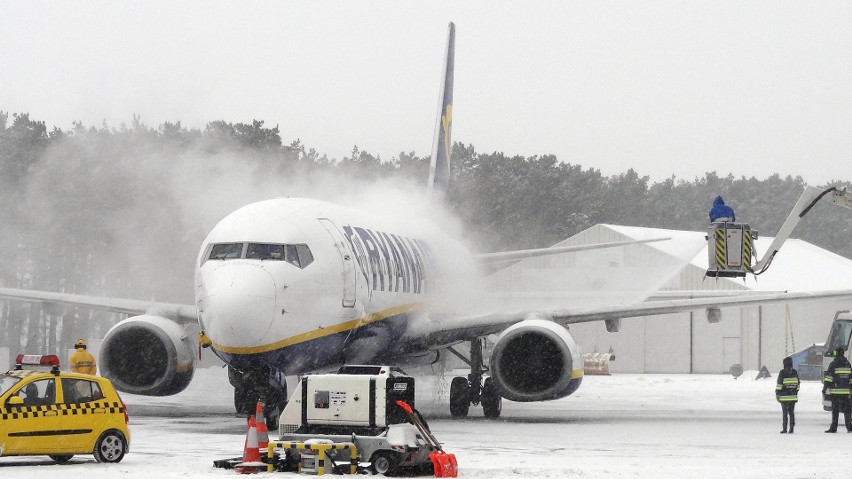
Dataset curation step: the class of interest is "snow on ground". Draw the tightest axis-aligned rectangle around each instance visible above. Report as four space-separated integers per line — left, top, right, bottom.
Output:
1 367 848 478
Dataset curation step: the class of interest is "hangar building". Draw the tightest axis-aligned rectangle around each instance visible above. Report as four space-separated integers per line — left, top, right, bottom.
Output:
485 224 852 375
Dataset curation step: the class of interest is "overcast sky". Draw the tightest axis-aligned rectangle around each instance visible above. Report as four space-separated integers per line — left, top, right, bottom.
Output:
3 1 852 185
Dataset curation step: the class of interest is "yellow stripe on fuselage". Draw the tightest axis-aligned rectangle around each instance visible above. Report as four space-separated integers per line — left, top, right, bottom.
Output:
212 302 426 355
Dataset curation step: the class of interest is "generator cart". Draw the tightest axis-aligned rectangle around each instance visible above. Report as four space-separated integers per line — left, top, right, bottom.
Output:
274 365 438 476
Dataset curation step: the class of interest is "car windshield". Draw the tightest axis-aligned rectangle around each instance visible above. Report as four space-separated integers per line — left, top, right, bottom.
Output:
0 374 22 396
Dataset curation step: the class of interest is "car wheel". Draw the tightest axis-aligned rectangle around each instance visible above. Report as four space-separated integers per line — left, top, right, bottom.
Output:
49 454 74 464
93 430 127 463
370 450 400 476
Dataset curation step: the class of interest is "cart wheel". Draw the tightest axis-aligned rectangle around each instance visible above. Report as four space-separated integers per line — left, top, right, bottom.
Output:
277 449 299 472
482 377 502 418
370 450 400 476
449 376 469 418
417 460 435 476
49 454 74 464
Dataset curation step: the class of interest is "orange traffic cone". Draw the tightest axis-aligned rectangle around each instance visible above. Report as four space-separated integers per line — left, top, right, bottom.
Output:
254 402 269 451
234 415 266 474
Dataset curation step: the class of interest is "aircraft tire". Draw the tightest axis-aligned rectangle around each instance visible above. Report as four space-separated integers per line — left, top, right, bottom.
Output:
264 382 288 429
481 377 502 418
449 376 469 418
233 385 254 416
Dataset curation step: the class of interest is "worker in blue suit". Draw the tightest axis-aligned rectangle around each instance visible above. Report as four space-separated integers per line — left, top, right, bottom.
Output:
709 196 736 222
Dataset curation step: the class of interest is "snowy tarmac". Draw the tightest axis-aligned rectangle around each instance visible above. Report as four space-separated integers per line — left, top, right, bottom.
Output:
1 367 848 478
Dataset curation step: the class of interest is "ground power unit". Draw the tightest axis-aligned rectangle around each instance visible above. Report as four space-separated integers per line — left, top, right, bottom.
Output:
276 366 435 475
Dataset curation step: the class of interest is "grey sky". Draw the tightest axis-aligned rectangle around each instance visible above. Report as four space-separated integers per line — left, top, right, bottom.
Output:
2 1 851 185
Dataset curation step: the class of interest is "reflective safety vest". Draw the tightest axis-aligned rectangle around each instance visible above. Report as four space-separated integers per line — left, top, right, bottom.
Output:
69 348 97 375
776 368 800 402
824 357 852 396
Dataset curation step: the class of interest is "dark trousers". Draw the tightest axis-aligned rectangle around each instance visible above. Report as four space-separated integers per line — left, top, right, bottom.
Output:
829 396 852 432
781 402 796 432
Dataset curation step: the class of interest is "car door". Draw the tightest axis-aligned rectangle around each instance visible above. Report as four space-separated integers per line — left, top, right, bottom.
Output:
59 377 108 452
1 377 61 454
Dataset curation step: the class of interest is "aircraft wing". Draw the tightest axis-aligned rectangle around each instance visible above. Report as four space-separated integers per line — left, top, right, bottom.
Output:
474 237 670 265
0 287 198 325
421 289 852 345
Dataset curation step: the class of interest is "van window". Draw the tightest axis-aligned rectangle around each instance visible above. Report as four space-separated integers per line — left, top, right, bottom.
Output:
825 320 852 355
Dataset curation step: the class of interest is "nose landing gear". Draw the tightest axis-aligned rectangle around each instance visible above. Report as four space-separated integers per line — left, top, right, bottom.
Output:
228 365 288 429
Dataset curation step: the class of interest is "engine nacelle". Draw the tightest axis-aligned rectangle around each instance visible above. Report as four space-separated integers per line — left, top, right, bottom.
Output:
100 315 196 396
489 318 583 402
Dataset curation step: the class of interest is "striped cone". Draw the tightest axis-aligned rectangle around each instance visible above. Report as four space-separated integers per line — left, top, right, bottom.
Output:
234 415 266 474
254 402 269 451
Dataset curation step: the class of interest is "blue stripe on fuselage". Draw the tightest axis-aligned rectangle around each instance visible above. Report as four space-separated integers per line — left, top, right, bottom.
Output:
213 310 417 375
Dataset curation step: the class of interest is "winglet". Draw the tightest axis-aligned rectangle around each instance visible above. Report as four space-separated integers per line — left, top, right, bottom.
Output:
426 22 455 201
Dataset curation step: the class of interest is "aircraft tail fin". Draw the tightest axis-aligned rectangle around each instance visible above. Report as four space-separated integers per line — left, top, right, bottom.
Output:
426 22 455 201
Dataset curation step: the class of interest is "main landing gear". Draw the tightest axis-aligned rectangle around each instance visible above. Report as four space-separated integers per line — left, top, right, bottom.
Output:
447 337 502 418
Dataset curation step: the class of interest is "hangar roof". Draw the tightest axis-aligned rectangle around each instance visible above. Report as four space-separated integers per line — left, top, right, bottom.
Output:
602 224 852 292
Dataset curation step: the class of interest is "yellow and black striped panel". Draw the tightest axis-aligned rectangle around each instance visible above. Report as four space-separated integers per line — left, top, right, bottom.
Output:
271 441 355 451
268 441 358 474
1 401 124 421
714 229 727 268
742 230 753 270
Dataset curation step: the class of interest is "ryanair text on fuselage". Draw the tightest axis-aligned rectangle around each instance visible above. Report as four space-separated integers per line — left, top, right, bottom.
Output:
342 225 434 294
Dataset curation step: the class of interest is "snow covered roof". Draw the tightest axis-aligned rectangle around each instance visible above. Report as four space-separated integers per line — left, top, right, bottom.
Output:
602 224 852 292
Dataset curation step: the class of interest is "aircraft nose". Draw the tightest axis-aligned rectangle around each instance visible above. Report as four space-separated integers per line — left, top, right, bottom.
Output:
199 263 277 348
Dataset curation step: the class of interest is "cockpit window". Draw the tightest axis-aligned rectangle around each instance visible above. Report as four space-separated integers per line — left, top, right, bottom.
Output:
248 243 314 269
208 243 243 260
247 243 285 260
284 245 299 266
203 242 313 269
295 245 314 268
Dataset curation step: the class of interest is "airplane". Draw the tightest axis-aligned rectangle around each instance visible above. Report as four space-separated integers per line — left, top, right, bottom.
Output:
3 22 852 422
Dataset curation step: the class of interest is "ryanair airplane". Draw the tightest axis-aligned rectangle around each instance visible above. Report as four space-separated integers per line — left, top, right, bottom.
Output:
2 23 852 422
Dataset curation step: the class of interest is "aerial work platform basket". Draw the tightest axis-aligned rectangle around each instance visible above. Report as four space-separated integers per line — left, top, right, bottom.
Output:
706 222 756 278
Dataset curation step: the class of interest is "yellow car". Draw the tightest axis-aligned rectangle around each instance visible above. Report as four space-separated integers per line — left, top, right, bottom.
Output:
0 354 130 463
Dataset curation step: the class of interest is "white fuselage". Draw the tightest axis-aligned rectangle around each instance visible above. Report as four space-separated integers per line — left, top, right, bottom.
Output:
194 197 477 374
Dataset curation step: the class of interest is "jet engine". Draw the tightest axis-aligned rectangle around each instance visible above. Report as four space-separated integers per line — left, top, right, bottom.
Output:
488 317 583 402
100 315 196 396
